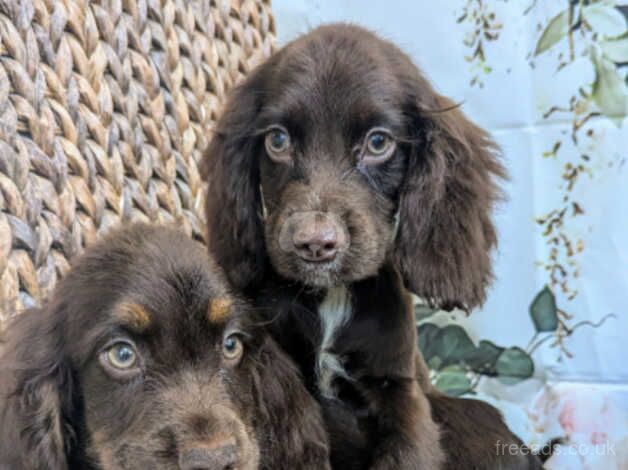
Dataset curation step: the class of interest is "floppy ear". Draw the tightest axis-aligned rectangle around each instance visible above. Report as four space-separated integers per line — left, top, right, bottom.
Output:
201 70 269 291
251 337 330 470
394 87 506 312
0 309 75 469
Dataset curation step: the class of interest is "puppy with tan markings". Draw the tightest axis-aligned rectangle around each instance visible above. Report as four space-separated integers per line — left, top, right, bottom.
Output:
0 224 330 470
203 23 542 469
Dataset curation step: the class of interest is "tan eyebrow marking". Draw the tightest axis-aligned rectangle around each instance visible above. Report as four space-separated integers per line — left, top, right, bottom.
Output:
208 297 232 323
114 302 152 330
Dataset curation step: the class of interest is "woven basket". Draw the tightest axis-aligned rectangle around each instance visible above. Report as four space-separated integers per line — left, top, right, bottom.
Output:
0 0 275 321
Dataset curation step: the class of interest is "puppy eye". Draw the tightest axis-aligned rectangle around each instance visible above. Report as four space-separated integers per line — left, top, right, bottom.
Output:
267 129 289 151
222 334 244 364
361 129 396 165
264 126 292 162
106 342 138 370
367 132 389 154
99 341 142 380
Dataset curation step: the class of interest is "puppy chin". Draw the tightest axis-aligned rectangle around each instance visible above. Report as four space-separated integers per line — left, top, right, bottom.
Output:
279 256 387 289
274 257 344 288
300 265 342 288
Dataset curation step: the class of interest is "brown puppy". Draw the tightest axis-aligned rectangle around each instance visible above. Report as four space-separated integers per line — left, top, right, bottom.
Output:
203 23 539 469
0 224 330 470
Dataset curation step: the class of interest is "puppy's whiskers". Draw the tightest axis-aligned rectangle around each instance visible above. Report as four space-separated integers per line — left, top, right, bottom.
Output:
359 167 384 193
339 167 357 181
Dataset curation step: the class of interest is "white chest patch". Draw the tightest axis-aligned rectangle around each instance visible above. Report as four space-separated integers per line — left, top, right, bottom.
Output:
317 285 353 398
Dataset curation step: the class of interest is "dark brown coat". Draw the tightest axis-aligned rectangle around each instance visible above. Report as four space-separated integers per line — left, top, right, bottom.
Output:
0 224 330 470
203 23 541 469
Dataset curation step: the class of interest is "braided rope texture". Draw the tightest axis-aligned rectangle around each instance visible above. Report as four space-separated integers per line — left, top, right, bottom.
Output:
0 0 275 321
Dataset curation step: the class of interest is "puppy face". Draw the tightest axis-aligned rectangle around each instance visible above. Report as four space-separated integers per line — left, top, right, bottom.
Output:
73 265 259 469
204 24 505 310
0 225 329 470
257 37 408 287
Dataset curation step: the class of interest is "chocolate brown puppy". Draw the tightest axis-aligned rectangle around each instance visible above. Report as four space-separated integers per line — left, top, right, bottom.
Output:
0 224 330 470
203 23 540 469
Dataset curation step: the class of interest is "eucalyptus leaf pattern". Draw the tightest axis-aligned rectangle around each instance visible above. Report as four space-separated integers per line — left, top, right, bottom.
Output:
530 286 559 333
535 9 570 55
423 0 625 400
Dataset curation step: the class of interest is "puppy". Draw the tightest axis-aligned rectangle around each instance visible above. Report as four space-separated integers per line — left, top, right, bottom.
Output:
0 224 330 470
203 23 539 469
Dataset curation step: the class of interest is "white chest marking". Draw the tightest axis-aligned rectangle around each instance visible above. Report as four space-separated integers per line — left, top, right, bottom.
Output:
317 285 353 398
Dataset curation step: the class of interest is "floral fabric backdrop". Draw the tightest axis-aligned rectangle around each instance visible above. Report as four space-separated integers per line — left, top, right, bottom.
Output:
273 1 628 468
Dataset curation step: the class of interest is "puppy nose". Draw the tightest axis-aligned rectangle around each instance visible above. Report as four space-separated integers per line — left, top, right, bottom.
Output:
179 439 238 470
293 223 339 262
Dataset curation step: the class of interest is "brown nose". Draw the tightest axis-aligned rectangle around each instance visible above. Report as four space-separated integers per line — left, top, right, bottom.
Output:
292 217 340 262
179 440 238 470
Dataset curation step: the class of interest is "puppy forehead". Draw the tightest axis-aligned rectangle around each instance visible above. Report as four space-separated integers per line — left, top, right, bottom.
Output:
207 296 233 324
110 268 235 331
263 67 404 135
113 302 152 331
285 34 403 95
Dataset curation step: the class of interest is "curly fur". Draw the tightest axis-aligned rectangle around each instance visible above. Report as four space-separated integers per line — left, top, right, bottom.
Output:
0 224 329 470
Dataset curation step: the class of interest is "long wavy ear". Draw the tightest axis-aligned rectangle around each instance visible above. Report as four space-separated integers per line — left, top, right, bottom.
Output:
0 309 75 469
201 68 271 291
394 84 506 312
252 336 330 470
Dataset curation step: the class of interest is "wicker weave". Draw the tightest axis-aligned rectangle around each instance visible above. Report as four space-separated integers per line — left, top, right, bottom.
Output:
0 0 275 321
